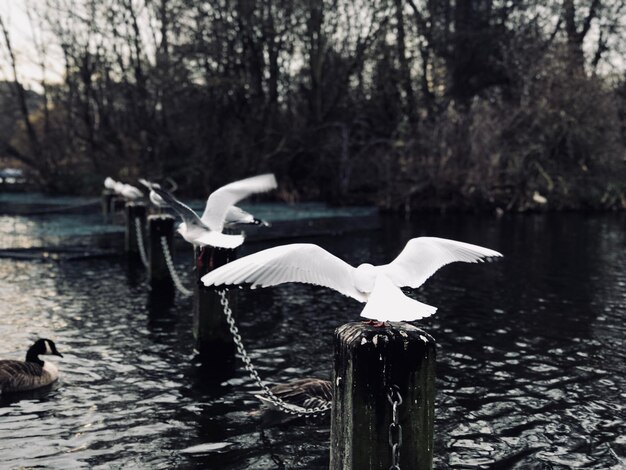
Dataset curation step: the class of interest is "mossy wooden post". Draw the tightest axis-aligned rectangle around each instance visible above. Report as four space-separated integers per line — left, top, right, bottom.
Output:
193 245 237 360
148 214 175 294
124 202 147 261
330 322 436 470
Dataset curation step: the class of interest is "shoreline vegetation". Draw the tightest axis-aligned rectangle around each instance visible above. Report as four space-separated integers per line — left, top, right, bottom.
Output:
0 2 624 213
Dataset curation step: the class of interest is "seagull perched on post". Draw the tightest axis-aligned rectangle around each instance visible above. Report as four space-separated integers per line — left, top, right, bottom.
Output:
104 177 144 201
201 237 502 322
152 173 277 249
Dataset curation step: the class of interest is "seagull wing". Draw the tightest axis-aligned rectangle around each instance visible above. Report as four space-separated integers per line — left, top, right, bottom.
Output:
201 243 365 302
201 174 277 231
152 187 204 228
138 178 160 190
193 230 245 249
382 237 503 289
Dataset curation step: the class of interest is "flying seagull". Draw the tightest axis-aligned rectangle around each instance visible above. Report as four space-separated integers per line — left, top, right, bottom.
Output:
199 173 276 229
152 173 277 249
138 178 168 208
201 237 502 322
151 186 245 249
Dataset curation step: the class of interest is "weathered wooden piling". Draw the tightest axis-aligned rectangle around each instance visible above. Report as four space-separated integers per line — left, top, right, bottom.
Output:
124 202 147 259
101 189 117 217
330 322 436 470
147 214 175 293
193 245 237 360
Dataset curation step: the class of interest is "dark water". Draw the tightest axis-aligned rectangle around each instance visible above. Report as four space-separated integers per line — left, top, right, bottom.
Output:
0 210 624 469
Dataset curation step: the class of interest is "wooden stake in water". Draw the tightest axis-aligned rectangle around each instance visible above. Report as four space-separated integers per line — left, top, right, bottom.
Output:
124 202 147 260
148 214 175 293
193 245 237 360
101 189 116 218
330 321 436 470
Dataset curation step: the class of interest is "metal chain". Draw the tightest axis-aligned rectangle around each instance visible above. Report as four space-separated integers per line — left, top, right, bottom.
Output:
388 385 403 470
160 236 193 297
134 218 149 268
218 290 332 417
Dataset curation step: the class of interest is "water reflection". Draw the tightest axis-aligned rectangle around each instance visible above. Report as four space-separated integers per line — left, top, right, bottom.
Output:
0 211 624 468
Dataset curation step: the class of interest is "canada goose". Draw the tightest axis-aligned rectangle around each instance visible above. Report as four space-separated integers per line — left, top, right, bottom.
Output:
0 339 63 394
255 378 332 424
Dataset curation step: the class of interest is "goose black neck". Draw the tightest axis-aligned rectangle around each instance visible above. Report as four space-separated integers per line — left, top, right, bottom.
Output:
25 348 44 367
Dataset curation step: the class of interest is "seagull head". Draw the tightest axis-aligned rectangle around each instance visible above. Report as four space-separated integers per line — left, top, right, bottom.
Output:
353 263 377 294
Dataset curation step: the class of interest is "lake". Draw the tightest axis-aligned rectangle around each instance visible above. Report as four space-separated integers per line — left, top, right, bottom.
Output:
0 207 624 469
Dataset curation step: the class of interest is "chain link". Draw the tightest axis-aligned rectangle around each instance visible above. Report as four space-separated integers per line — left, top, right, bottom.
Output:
219 290 332 417
160 236 193 297
388 385 403 470
134 218 149 268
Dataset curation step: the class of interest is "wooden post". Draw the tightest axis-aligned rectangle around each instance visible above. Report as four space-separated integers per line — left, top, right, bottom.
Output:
124 202 147 260
101 189 116 218
193 245 237 360
330 322 436 470
148 214 175 294
102 189 125 218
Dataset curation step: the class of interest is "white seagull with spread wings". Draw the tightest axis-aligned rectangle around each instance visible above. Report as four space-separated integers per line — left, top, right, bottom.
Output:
201 238 502 322
152 173 277 249
199 174 275 229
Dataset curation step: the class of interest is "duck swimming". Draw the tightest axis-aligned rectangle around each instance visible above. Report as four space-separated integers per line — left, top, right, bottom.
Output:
0 339 63 394
256 377 332 411
255 378 332 424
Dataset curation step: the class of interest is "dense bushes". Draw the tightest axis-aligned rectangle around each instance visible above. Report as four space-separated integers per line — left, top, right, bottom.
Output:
1 1 624 211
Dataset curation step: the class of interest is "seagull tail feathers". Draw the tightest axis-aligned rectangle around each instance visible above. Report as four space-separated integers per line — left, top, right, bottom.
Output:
360 275 437 322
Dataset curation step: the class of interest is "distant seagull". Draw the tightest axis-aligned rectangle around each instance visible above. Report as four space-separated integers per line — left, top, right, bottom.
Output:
201 238 502 322
152 174 277 249
104 177 143 201
0 339 63 394
138 178 168 208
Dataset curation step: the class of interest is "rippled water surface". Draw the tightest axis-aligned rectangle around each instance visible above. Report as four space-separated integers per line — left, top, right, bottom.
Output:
0 208 624 469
